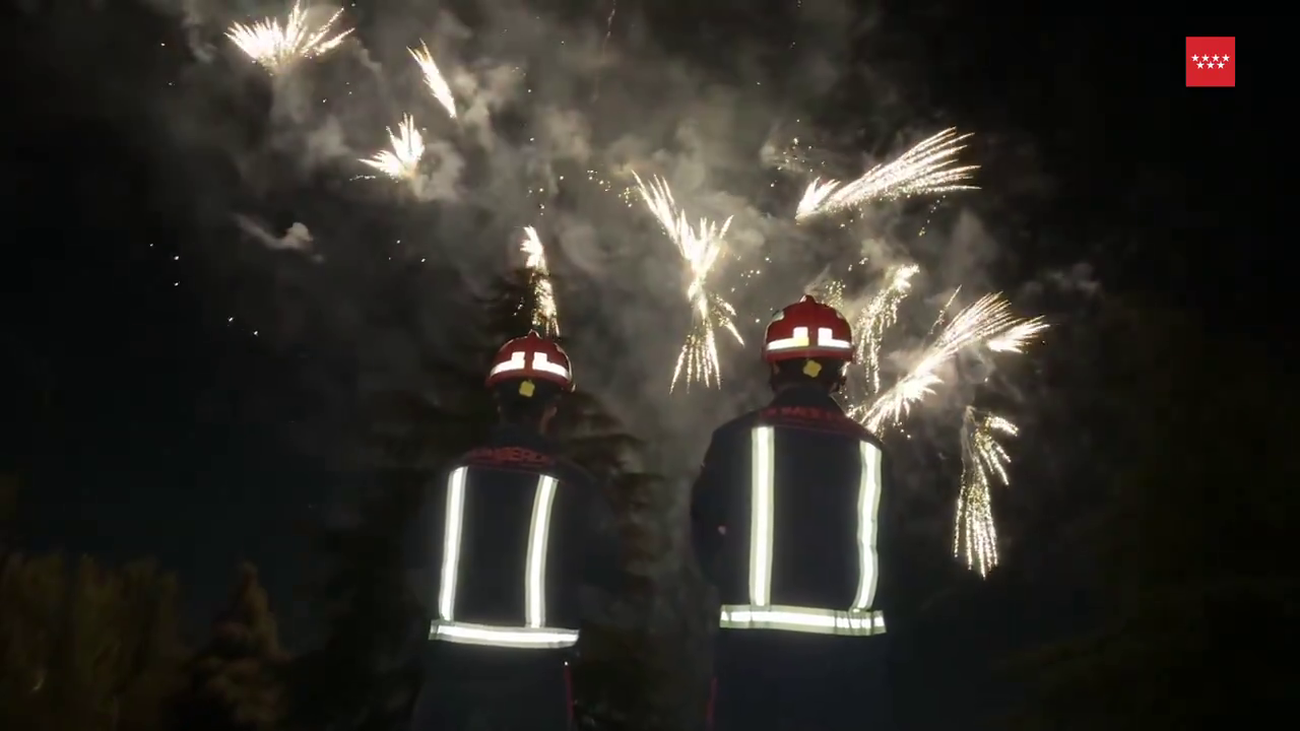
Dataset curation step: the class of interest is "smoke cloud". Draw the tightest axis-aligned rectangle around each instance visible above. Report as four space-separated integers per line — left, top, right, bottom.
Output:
235 215 316 253
121 0 1071 584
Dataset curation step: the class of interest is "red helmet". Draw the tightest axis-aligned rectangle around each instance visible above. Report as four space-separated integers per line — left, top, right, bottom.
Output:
485 331 575 391
762 295 854 363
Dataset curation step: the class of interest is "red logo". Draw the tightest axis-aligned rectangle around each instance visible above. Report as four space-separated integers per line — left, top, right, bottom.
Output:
759 405 861 435
1186 37 1235 87
466 446 553 467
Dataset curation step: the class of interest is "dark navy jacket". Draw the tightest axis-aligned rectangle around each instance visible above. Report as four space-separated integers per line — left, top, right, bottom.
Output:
414 424 621 649
690 386 889 636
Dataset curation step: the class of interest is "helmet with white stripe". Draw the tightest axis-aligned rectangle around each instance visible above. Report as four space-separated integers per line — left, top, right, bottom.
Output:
762 295 855 363
485 331 575 391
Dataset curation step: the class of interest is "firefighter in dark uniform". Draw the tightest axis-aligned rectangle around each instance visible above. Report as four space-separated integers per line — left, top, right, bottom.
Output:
691 296 891 731
410 332 623 731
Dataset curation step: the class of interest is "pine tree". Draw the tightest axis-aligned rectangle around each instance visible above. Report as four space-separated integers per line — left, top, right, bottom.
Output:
177 563 289 731
0 553 186 731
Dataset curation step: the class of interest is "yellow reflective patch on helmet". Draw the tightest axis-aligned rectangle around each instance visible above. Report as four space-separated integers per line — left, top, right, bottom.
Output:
802 360 822 377
518 380 536 397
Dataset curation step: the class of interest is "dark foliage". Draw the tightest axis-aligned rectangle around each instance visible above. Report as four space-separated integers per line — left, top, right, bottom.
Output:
0 551 187 731
1004 299 1300 729
175 564 289 731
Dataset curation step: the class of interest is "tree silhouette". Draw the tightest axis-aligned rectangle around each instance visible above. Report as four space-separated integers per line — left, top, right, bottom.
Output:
176 563 289 731
1006 299 1300 729
0 553 186 731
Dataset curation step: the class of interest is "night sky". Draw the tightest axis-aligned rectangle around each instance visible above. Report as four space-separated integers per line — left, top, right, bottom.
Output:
1 0 1277 722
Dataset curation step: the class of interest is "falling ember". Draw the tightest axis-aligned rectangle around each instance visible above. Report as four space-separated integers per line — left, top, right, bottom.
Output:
796 128 979 220
359 115 426 181
409 42 457 119
809 277 848 311
955 408 1018 576
632 172 743 391
226 1 353 73
519 227 560 336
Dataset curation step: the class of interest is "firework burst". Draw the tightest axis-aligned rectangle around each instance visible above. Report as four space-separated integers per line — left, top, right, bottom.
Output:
854 264 920 395
519 227 560 336
822 277 1045 572
409 42 458 119
226 2 353 73
956 408 1018 576
359 115 426 181
857 292 1042 433
632 173 743 391
796 129 979 220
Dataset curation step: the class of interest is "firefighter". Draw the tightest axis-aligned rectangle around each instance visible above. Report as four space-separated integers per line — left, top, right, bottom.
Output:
410 331 622 731
691 295 891 731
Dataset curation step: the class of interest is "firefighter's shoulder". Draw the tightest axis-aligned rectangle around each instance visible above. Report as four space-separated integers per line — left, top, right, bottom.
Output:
551 454 598 490
713 408 763 441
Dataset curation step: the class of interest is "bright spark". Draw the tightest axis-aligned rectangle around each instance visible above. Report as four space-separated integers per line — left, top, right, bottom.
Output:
409 42 457 119
854 264 919 395
226 2 353 73
859 292 1044 433
808 277 848 311
796 129 979 220
987 318 1049 353
519 226 560 336
632 172 742 391
955 408 1018 576
359 115 425 181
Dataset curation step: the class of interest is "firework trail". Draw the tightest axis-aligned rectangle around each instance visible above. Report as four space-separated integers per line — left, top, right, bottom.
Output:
359 115 426 181
858 292 1041 433
821 268 1044 573
592 0 618 102
519 227 561 336
854 264 919 395
409 42 458 119
796 129 979 220
226 1 353 73
632 173 743 391
956 408 1018 576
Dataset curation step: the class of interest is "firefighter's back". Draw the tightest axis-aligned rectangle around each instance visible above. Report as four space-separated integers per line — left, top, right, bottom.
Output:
712 387 886 632
415 428 589 731
433 438 587 636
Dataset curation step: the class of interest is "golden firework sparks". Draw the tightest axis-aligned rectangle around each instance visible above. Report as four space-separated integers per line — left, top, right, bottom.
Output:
854 264 920 395
519 226 560 336
226 1 353 73
955 407 1018 576
858 292 1040 433
632 173 742 391
359 115 426 181
408 42 457 119
796 129 979 220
